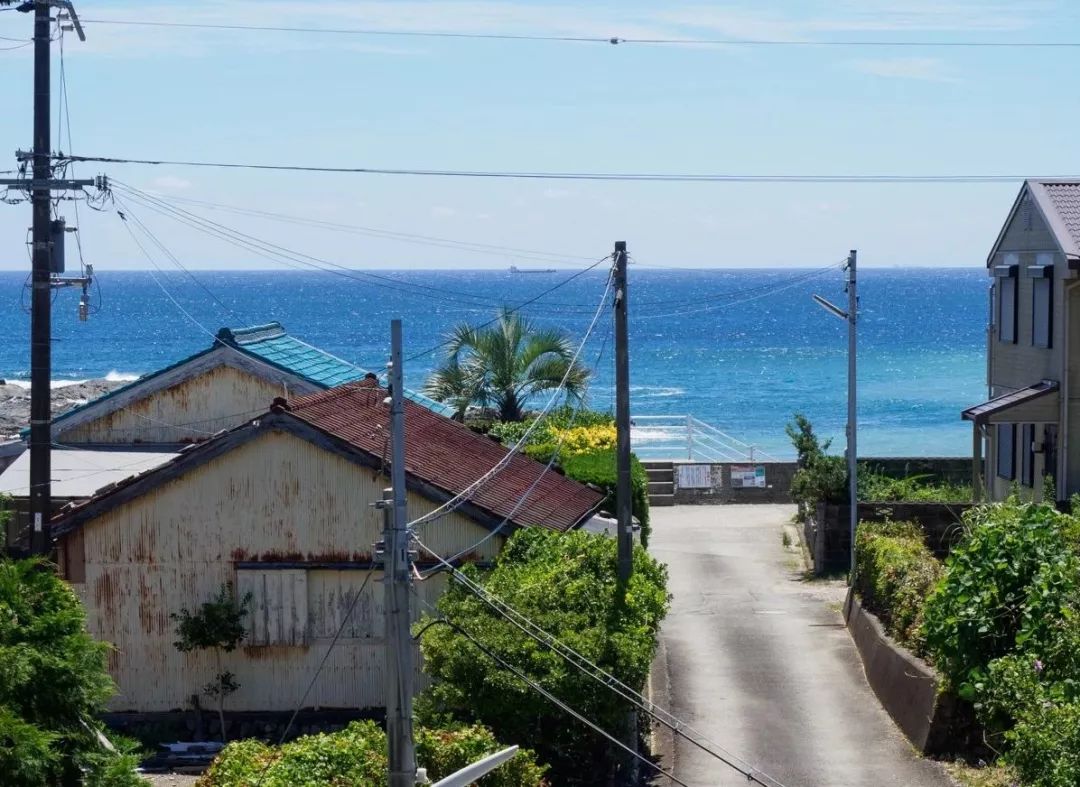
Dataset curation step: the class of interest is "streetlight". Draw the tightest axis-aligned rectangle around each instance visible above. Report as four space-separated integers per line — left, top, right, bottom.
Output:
813 250 858 582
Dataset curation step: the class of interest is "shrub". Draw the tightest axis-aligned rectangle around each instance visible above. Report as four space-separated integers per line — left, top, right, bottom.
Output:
858 471 971 503
789 454 847 514
0 558 144 786
417 528 669 786
854 520 942 654
197 720 547 787
922 501 1080 697
1006 701 1080 787
559 449 651 547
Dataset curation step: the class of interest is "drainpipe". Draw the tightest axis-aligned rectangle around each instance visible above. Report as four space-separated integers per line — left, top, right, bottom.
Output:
1061 276 1080 503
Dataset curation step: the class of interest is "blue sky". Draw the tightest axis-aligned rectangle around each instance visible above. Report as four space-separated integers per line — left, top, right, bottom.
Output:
3 0 1080 270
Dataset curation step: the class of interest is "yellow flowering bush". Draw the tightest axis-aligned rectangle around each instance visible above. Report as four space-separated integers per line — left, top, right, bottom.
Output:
550 424 617 455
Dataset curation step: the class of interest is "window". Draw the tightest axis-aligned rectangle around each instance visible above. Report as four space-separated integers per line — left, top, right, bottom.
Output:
997 423 1016 480
995 263 1018 343
1030 258 1053 348
1021 424 1035 487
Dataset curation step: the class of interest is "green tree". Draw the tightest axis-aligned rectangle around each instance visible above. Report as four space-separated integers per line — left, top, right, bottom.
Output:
172 584 251 742
0 557 144 786
423 307 591 422
416 528 669 785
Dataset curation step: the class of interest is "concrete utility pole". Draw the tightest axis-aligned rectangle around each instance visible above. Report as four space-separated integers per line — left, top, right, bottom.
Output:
613 242 633 582
612 241 637 784
1 1 93 554
384 319 417 787
812 250 858 581
846 250 858 582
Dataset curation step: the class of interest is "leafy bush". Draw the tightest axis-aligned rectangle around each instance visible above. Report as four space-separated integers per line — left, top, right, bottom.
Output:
0 558 144 786
854 520 943 654
559 448 651 547
1005 701 1080 787
198 720 547 787
487 406 613 449
858 471 971 503
922 501 1080 697
790 454 847 514
417 528 669 786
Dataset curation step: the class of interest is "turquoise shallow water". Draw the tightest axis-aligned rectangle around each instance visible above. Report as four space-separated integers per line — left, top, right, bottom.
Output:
0 267 987 458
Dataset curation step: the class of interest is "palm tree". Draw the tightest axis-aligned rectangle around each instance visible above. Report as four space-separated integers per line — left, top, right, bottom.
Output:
423 307 591 422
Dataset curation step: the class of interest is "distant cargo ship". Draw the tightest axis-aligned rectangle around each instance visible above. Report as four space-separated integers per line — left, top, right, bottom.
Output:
509 265 557 274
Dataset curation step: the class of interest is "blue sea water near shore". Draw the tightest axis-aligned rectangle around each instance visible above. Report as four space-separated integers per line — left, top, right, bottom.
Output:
0 267 987 458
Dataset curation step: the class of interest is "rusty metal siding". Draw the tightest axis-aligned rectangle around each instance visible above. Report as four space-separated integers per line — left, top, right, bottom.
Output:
59 366 282 445
238 569 308 647
78 429 502 712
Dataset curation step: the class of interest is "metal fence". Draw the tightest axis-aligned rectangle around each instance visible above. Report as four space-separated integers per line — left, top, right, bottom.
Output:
630 415 778 463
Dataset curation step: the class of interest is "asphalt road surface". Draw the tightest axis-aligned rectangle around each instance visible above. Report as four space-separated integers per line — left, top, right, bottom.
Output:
648 504 953 787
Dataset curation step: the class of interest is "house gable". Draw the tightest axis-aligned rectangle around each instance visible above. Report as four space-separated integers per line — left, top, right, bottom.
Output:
988 182 1068 265
53 348 322 445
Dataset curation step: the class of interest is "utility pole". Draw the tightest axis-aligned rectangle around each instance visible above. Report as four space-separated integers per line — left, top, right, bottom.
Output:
612 241 637 784
383 319 417 787
846 250 858 583
1 1 93 555
811 250 858 582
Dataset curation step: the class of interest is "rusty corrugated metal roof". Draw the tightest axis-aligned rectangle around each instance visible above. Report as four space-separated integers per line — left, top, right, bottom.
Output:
288 381 604 532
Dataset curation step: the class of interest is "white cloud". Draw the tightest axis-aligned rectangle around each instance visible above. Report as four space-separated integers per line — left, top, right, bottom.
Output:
151 175 192 190
848 56 961 82
431 206 456 217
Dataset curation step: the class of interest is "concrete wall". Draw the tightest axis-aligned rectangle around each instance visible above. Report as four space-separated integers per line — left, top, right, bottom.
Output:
805 502 973 575
670 462 797 504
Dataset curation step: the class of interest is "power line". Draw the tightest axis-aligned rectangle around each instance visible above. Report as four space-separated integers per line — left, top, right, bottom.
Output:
411 592 691 787
113 182 596 312
407 270 613 530
76 17 1080 48
413 544 786 787
66 155 1049 183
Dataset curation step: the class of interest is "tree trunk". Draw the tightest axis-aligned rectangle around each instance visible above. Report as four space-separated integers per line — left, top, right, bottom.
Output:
216 651 228 743
500 390 522 422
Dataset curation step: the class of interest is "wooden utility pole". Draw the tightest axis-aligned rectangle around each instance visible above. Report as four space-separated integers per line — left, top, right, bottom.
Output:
384 319 417 787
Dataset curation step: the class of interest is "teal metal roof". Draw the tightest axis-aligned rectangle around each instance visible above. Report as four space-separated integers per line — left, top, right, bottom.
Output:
217 323 455 415
49 322 454 430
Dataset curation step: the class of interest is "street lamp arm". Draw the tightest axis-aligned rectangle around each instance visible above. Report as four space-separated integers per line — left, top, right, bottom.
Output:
812 294 848 321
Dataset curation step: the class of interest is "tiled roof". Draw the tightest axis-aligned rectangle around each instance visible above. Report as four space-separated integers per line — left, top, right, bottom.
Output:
288 381 605 532
1026 181 1080 258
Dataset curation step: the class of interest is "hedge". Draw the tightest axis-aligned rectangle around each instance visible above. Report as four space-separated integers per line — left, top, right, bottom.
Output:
558 448 651 547
197 720 547 787
854 520 942 656
417 528 669 786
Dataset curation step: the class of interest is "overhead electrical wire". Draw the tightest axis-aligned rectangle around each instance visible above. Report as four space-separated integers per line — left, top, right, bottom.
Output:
76 17 1080 49
113 182 598 313
412 542 787 787
411 593 692 787
407 269 613 530
65 155 1053 183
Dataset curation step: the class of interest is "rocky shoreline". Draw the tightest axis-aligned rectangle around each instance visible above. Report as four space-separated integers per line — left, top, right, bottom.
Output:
0 379 129 440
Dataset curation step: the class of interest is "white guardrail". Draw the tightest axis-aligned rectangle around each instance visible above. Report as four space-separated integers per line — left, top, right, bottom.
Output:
630 415 778 463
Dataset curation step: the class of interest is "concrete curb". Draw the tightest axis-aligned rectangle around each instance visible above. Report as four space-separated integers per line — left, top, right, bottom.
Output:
843 590 961 755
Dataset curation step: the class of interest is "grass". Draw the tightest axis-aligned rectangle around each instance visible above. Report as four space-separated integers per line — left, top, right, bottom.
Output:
943 761 1017 787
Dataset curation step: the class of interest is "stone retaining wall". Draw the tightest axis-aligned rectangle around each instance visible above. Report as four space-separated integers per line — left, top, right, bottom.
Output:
805 501 972 575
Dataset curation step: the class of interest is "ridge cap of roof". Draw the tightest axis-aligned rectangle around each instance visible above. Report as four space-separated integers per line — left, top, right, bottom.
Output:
216 321 287 346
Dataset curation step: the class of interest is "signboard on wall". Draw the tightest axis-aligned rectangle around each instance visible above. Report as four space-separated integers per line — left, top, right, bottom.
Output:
676 464 712 489
731 465 767 488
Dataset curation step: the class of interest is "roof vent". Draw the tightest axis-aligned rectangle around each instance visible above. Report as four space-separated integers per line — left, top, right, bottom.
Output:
1023 198 1034 231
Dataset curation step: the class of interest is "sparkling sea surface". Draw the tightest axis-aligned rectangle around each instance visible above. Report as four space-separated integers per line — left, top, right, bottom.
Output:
0 267 988 458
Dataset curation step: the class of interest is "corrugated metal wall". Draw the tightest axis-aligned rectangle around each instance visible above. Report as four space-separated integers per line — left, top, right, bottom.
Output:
72 429 503 712
59 366 283 444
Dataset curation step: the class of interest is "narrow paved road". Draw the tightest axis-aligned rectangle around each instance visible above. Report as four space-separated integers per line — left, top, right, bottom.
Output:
649 505 952 787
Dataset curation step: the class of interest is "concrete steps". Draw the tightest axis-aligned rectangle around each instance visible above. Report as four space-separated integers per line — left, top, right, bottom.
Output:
642 461 675 507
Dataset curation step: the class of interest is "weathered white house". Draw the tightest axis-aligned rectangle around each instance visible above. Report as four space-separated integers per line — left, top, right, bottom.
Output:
50 381 603 714
1 321 451 551
962 180 1080 502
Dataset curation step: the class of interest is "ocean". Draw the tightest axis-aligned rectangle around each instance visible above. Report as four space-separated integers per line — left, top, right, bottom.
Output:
0 267 988 458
